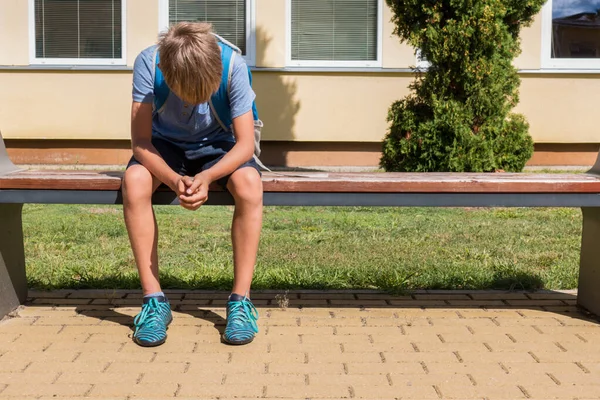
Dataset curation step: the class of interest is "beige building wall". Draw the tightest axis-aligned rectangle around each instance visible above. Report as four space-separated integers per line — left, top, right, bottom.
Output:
0 0 598 148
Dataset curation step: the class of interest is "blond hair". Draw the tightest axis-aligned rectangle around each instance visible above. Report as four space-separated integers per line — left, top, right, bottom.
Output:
157 22 222 104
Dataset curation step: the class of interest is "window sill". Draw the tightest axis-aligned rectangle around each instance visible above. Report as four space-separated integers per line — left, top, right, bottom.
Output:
0 65 132 71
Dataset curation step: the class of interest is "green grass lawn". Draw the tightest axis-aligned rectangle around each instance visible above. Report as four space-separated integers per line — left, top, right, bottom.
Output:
23 205 582 292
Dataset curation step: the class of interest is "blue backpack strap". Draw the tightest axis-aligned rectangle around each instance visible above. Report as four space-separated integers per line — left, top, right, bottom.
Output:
209 42 234 131
153 50 170 112
247 68 259 120
210 40 260 130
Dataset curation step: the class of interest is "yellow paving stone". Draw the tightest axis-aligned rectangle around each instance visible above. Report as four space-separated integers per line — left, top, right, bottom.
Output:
266 383 350 399
342 342 414 354
0 350 78 364
302 334 370 344
0 360 35 373
334 326 405 336
187 360 267 375
424 362 507 375
43 341 126 353
346 362 424 375
270 342 341 353
26 361 108 373
232 351 306 364
89 382 179 397
458 309 523 318
0 383 92 397
491 317 565 327
0 339 53 353
38 398 127 400
177 383 264 398
120 340 195 354
412 342 490 353
0 372 57 386
152 352 230 364
468 370 557 386
525 384 600 399
352 384 440 399
390 372 473 386
106 362 187 374
16 307 77 318
56 372 141 385
534 351 600 363
140 371 223 385
438 332 514 344
268 326 335 336
383 352 461 363
300 318 366 327
426 318 500 328
436 384 528 399
309 351 386 364
225 372 305 386
75 351 156 364
0 318 37 328
502 361 591 376
308 373 390 386
549 370 600 385
457 351 539 363
268 362 345 375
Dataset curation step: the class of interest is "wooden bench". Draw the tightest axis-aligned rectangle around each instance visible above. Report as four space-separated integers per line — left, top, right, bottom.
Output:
2 132 600 319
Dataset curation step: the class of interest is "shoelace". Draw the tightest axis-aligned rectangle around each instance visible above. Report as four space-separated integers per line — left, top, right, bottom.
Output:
227 299 259 333
133 297 164 334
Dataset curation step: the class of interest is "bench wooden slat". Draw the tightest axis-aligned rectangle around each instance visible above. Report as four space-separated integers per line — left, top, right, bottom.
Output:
1 170 600 193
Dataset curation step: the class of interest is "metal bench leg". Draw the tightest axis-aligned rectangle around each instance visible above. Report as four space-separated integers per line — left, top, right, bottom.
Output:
578 207 600 316
0 131 26 319
0 204 26 319
579 152 600 314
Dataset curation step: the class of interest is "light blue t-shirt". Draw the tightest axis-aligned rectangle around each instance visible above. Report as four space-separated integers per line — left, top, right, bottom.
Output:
132 45 256 150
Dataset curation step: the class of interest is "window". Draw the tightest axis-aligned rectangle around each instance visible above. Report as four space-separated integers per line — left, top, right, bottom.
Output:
541 0 600 69
287 0 383 67
29 0 126 65
158 0 255 65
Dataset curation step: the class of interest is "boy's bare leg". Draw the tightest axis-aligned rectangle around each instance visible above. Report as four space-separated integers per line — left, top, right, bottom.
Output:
227 167 263 296
122 164 164 295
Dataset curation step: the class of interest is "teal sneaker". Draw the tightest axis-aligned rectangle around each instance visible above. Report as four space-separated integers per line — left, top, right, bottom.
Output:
132 296 173 347
222 295 259 345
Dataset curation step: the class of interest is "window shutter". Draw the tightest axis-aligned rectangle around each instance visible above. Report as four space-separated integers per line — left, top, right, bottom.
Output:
291 0 378 61
169 0 246 55
35 0 122 59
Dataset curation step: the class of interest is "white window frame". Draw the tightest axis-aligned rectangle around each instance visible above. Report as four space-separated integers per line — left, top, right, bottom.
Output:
158 0 256 67
28 0 127 66
415 49 430 70
541 0 600 70
286 0 383 68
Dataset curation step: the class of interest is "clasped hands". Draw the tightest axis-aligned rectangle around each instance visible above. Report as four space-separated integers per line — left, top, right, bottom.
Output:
173 172 211 211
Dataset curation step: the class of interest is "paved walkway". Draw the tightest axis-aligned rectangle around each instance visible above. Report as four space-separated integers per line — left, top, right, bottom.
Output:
0 290 599 399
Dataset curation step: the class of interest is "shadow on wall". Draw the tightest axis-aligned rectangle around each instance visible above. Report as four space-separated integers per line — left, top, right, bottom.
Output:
253 26 301 166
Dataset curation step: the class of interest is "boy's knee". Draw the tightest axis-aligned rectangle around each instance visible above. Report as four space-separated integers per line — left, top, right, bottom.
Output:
229 168 263 205
123 165 154 201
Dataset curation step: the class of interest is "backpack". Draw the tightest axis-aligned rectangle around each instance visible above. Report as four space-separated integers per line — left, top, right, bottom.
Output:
151 34 266 167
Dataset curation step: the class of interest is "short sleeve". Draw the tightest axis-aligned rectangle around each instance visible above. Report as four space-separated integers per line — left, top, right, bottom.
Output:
132 47 156 104
228 56 256 119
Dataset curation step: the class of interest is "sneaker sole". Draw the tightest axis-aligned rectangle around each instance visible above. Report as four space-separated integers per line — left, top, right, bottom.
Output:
133 336 167 347
221 334 255 346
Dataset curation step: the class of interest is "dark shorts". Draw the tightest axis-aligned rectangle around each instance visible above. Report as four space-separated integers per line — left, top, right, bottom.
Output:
127 137 261 189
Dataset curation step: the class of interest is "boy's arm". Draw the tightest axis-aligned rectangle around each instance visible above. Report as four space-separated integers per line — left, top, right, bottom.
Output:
130 101 187 194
